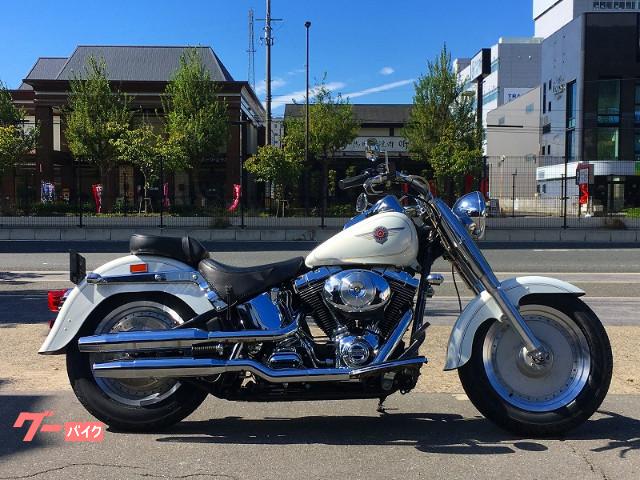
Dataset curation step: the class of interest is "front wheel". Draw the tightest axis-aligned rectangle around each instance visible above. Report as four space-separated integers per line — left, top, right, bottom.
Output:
458 294 612 437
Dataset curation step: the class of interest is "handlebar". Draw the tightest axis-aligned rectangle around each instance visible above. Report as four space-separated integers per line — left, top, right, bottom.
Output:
338 171 373 190
339 166 432 200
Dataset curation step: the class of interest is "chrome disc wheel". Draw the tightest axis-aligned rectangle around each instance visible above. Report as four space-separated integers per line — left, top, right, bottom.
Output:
90 301 183 407
482 305 591 412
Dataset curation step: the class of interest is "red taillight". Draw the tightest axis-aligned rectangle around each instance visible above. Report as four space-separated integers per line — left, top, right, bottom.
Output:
130 263 148 274
47 290 67 312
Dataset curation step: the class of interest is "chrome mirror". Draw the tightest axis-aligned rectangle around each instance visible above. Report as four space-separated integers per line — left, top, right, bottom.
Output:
365 138 380 162
453 191 487 240
355 192 369 213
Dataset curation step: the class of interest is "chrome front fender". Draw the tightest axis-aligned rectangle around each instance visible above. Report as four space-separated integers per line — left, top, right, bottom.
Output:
443 276 584 371
39 255 215 354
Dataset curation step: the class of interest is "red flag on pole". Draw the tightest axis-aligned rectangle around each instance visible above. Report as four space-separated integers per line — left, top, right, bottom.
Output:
228 184 242 212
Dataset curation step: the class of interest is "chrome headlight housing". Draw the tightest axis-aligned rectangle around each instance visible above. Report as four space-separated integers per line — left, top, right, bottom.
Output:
323 270 391 313
453 191 487 240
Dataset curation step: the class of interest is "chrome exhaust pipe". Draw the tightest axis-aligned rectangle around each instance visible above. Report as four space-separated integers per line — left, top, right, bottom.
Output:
78 320 298 354
91 356 426 383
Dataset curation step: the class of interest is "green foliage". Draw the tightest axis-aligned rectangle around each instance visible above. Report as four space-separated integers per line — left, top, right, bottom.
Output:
111 121 163 198
285 83 359 160
0 81 39 173
64 57 133 175
163 48 228 171
245 144 303 200
404 45 482 194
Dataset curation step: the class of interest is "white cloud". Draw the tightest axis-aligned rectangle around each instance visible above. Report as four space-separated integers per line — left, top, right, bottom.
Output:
379 66 395 76
344 79 414 100
254 77 287 95
287 67 306 76
270 81 347 110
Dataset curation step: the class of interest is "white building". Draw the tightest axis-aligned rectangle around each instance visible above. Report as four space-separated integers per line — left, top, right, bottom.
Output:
456 37 543 134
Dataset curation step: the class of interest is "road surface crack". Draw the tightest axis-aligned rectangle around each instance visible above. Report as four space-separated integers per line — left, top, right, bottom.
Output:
567 442 609 480
0 463 238 480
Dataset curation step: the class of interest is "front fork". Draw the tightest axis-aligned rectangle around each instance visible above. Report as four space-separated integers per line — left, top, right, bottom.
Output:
482 280 548 363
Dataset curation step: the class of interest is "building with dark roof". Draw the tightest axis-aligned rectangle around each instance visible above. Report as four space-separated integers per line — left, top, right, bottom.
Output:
7 45 264 209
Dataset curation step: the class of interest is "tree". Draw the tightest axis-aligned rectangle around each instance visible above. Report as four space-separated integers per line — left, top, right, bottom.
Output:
111 121 162 212
64 57 133 207
245 144 303 202
0 81 38 175
163 48 228 202
285 83 358 216
404 45 482 201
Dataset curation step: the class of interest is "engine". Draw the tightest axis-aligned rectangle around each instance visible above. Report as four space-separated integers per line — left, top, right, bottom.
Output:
294 267 418 368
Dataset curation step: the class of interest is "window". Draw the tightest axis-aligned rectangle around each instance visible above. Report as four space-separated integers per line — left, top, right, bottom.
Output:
498 116 505 125
483 88 498 105
597 128 619 159
635 132 640 160
543 83 547 114
566 81 577 128
526 103 534 113
566 130 576 160
547 145 551 155
548 101 552 112
597 79 620 124
635 83 640 123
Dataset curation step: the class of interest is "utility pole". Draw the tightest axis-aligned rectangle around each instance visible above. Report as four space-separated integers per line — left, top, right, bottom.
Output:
304 21 311 213
259 0 281 145
247 9 256 90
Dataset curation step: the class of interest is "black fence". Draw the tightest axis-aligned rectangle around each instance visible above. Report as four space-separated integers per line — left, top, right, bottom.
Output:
1 156 639 230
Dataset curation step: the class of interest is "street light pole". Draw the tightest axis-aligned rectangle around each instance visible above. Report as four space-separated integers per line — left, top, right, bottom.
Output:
304 20 311 216
512 169 518 218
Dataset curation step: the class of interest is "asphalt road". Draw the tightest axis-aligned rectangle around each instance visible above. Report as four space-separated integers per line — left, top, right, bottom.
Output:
0 243 639 479
0 391 638 480
1 243 639 326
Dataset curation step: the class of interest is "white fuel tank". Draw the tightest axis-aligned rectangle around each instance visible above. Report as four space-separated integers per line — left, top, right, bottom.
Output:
306 211 419 269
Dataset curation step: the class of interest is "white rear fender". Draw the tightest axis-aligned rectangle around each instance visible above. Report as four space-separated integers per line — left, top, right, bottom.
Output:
39 255 214 354
443 276 585 370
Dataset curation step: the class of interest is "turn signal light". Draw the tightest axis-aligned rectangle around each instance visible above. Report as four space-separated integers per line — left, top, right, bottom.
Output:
129 264 148 274
47 290 67 312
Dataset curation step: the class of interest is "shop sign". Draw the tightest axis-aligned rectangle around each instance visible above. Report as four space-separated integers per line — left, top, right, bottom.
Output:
342 136 409 153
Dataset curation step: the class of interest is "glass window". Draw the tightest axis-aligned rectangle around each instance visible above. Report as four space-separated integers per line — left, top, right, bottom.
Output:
543 83 547 114
635 83 640 123
597 128 619 159
598 79 620 124
566 81 577 128
482 88 498 105
635 132 640 160
526 103 534 113
566 130 576 160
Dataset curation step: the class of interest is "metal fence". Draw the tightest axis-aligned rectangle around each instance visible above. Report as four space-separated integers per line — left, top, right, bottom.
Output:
1 156 639 230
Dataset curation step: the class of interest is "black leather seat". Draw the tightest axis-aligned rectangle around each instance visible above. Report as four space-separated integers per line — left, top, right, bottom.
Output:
129 235 209 268
198 257 305 302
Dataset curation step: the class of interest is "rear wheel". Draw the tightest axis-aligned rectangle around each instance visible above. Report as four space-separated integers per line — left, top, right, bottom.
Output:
66 296 208 432
458 295 612 437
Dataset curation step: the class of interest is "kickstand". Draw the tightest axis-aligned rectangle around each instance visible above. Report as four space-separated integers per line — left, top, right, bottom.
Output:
377 396 388 415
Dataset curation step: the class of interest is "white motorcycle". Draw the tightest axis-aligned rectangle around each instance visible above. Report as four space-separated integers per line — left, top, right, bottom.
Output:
40 142 612 436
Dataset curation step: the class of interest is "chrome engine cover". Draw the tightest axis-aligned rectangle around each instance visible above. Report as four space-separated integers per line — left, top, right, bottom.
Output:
323 270 391 313
336 332 380 368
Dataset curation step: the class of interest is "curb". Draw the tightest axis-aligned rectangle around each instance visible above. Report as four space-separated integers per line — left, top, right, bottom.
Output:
0 227 638 244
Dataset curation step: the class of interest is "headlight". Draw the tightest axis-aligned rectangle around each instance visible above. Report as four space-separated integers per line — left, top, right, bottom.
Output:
453 192 487 240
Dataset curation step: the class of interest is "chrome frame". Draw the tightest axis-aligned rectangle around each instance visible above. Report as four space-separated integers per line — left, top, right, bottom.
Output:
86 270 227 311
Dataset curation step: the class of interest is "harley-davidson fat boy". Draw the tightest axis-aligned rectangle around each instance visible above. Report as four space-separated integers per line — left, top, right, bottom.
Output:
40 140 612 436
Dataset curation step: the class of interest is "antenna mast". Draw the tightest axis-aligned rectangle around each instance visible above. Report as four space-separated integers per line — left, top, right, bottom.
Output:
258 0 282 145
247 8 255 90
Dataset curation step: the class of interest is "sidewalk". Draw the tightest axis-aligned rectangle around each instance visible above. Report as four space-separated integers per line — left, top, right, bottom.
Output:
0 226 638 243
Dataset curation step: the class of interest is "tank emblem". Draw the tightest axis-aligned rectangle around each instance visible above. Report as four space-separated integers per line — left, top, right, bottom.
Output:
356 226 404 244
373 226 389 244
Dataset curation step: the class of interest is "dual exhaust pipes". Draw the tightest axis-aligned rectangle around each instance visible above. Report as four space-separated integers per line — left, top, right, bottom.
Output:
79 318 425 383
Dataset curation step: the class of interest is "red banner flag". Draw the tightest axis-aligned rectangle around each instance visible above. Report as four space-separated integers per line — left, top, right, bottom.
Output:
91 184 103 214
227 184 242 212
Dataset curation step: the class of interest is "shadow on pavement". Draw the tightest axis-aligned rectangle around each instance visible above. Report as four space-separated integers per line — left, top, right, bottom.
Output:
0 272 47 285
0 393 59 461
0 289 49 325
156 409 640 457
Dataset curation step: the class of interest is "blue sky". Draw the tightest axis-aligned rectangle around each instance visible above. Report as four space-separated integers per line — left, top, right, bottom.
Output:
0 1 533 113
